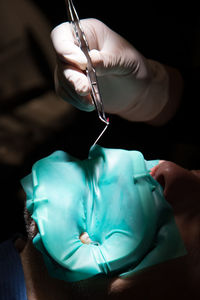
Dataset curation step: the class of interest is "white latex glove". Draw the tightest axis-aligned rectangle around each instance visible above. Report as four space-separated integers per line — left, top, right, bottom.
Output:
51 18 170 122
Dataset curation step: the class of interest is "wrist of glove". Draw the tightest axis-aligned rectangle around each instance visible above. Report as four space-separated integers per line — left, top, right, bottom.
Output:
118 59 170 122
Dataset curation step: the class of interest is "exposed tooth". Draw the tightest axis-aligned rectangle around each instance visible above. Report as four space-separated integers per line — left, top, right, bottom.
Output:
79 232 92 244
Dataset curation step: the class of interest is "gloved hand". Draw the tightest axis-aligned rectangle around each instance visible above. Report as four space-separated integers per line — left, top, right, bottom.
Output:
51 19 170 122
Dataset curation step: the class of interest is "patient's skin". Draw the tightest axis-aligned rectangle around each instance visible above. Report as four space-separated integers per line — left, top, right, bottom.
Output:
17 161 200 300
151 161 200 296
151 161 200 250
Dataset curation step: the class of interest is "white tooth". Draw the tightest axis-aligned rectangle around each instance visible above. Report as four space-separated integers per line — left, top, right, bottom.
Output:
80 232 92 244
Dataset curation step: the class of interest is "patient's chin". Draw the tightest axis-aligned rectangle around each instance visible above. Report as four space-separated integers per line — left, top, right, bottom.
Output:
109 256 192 299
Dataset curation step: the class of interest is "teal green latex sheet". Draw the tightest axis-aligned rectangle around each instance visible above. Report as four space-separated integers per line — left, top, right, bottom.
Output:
21 145 186 282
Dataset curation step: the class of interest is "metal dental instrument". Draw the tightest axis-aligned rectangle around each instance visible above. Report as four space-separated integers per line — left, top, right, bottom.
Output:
65 0 109 145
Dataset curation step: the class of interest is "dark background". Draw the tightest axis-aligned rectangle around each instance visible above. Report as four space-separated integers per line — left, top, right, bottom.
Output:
1 0 200 241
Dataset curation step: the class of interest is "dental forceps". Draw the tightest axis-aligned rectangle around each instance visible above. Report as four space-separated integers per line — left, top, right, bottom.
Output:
65 0 109 145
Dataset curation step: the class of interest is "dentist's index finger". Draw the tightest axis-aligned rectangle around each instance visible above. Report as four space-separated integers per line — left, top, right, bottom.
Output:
51 22 87 70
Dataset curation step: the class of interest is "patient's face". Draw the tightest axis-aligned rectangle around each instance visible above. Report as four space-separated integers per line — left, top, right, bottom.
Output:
22 161 200 300
151 161 200 296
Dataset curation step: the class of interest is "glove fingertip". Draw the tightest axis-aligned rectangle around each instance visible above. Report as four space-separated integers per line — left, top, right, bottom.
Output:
63 68 90 95
63 52 88 71
89 49 104 74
